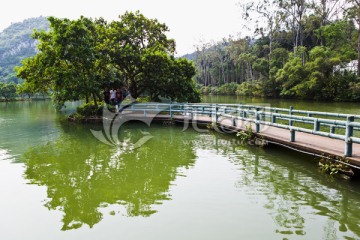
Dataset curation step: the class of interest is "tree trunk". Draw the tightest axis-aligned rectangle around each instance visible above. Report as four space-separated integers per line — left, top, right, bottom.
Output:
293 19 297 55
249 63 254 81
358 22 360 77
97 93 102 103
129 81 138 99
204 65 207 86
93 93 98 108
221 63 225 84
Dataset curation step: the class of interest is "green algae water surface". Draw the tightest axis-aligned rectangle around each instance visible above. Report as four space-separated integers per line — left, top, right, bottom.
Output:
1 100 360 240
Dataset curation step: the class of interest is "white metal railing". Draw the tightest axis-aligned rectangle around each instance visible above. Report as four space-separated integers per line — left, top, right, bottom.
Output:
122 103 360 157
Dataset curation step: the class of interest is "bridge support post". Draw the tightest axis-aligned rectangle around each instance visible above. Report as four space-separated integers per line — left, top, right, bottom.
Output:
170 104 173 119
215 104 219 123
330 125 335 134
255 107 260 133
290 129 295 142
271 110 277 123
289 106 294 126
314 119 320 132
238 103 242 119
345 116 354 157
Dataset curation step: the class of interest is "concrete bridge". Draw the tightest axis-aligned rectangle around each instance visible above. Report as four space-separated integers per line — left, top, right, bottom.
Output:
108 102 360 169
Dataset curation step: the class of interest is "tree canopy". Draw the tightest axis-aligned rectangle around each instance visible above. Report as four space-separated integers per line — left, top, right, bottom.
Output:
0 82 17 100
16 12 200 109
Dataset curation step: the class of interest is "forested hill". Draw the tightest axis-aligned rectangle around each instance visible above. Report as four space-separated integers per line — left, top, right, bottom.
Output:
0 17 49 84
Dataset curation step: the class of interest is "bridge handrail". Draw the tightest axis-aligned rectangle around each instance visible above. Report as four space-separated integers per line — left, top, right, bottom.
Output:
128 102 358 122
185 103 360 120
128 103 357 125
121 103 358 157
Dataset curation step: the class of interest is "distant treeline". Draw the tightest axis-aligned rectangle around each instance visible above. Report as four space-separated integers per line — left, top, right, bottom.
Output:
189 0 360 101
0 82 47 101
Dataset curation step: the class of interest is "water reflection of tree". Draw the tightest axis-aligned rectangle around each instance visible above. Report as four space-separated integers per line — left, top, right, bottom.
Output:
22 123 196 230
194 133 360 239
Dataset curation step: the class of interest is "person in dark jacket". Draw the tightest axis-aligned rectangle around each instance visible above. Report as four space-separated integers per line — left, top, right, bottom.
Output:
103 87 110 104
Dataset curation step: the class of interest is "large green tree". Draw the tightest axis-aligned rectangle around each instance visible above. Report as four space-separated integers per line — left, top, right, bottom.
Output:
104 11 199 101
141 51 200 102
17 12 199 108
0 82 17 100
347 0 360 76
17 16 109 108
106 11 176 99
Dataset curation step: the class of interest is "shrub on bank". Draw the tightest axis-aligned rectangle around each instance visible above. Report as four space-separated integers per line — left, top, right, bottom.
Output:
236 82 263 97
201 85 219 95
73 96 150 118
136 96 151 103
218 82 238 95
76 101 104 117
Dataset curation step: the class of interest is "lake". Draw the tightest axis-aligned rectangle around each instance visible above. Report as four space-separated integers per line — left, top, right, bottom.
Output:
1 98 360 240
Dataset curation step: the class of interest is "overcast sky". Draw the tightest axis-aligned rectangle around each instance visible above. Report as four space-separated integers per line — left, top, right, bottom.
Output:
0 0 248 56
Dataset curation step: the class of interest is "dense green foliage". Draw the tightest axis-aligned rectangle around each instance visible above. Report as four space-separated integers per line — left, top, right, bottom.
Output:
76 101 104 117
0 17 49 84
7 2 360 103
16 12 200 109
0 82 49 101
191 1 360 101
0 82 17 100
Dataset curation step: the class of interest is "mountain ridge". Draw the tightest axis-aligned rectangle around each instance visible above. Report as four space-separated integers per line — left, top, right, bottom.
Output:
0 16 49 84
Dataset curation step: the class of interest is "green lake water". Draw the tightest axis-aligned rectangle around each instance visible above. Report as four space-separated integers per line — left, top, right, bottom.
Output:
1 99 360 239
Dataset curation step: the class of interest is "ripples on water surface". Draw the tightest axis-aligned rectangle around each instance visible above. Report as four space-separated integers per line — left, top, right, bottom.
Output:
0 100 360 240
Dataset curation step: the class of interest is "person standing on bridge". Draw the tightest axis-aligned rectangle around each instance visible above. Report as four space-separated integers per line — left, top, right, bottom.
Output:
103 87 110 104
110 87 116 106
115 87 123 112
117 84 137 113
